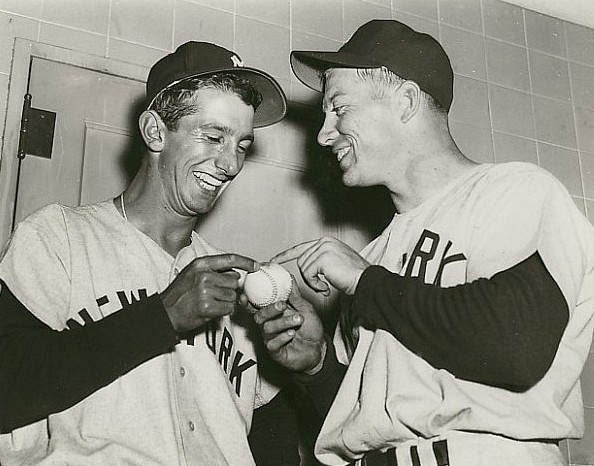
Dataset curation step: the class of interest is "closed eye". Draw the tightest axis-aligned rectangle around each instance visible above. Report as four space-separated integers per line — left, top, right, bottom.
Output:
333 105 346 116
238 142 252 154
206 135 223 144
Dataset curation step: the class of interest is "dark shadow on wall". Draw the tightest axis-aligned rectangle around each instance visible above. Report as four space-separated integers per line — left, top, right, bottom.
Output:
286 102 395 242
117 97 147 184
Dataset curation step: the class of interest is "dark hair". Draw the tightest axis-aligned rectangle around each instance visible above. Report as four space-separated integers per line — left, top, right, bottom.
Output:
150 73 263 131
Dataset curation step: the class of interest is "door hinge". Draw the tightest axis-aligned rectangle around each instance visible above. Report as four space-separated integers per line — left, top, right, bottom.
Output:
17 93 56 160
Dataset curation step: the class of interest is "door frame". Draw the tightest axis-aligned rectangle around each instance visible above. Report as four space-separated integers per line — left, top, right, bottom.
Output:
0 38 150 250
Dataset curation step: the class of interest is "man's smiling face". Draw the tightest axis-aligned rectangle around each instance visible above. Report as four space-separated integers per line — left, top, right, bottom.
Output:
317 68 402 189
158 87 255 216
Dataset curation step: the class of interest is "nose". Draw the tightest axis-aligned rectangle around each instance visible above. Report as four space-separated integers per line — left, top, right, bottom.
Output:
317 113 338 147
216 144 243 177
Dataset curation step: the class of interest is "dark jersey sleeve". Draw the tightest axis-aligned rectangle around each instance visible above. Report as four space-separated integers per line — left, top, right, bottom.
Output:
290 334 348 418
350 252 569 392
248 389 301 466
0 280 178 433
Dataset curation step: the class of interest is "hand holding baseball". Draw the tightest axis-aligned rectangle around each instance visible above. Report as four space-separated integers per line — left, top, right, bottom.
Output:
253 283 325 373
272 237 370 296
243 262 292 308
160 254 258 333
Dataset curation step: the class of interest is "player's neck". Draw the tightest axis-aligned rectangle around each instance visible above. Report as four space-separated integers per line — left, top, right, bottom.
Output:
118 170 197 258
390 144 477 214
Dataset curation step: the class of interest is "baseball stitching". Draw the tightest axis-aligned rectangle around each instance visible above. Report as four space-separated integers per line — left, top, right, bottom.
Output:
259 268 278 307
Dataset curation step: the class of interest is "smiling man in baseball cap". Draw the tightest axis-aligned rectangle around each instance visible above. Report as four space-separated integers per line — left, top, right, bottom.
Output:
254 19 594 466
0 41 300 466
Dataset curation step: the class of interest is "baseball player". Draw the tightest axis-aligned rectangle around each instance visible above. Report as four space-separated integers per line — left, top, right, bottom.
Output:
0 41 294 465
254 20 594 466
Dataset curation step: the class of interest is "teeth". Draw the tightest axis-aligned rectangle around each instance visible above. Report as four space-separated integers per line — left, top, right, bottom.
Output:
193 172 223 191
336 147 350 162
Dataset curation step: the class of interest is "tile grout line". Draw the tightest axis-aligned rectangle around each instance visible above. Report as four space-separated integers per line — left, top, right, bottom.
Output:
564 20 589 211
104 0 113 57
521 7 540 167
477 0 495 162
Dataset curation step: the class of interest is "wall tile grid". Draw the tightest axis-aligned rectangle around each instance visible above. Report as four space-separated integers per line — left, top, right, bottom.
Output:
0 0 593 464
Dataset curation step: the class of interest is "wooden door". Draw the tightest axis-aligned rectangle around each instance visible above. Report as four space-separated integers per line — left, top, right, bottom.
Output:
11 57 146 225
0 40 149 249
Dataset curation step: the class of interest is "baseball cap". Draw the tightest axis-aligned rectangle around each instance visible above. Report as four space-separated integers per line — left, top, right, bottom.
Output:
291 20 454 111
147 41 287 127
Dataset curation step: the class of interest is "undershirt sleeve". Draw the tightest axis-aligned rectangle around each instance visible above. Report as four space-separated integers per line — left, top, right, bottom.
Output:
0 281 178 433
291 335 348 417
351 252 569 392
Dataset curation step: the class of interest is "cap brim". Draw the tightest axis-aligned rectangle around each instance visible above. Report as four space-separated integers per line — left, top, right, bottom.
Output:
291 50 383 92
148 67 287 128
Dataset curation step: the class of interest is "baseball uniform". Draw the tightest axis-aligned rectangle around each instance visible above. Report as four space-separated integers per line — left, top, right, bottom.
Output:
0 200 279 465
313 162 594 465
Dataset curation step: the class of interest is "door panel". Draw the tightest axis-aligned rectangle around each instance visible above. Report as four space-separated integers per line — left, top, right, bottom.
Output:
80 123 137 205
12 56 145 225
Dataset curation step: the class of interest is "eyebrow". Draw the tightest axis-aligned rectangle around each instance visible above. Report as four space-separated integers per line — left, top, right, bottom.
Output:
322 91 346 110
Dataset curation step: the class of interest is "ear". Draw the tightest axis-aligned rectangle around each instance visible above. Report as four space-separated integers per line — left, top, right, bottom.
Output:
138 110 166 152
399 81 421 124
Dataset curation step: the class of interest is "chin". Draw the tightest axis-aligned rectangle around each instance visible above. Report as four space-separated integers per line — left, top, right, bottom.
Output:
341 172 359 187
187 199 217 215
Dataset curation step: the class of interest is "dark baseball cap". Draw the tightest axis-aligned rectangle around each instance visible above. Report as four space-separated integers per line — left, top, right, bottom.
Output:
147 41 287 128
291 19 454 111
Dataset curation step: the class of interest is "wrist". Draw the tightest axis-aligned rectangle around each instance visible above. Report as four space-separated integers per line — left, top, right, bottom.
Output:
303 338 327 375
346 268 366 295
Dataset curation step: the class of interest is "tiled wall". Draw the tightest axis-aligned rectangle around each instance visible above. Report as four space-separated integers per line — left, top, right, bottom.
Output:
0 0 593 464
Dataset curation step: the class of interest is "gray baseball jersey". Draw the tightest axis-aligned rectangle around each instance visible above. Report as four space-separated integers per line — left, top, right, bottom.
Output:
316 162 594 465
0 200 278 465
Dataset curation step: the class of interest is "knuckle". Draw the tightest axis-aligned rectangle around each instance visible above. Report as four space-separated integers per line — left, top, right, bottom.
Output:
262 321 273 335
197 273 211 287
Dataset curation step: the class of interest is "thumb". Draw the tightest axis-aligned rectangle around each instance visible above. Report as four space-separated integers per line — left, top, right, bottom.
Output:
302 273 330 295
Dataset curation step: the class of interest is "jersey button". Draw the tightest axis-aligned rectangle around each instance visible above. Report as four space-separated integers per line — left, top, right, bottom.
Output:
189 421 195 432
180 367 186 377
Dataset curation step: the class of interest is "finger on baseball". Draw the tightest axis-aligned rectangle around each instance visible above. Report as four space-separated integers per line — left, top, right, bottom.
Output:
265 330 297 352
252 301 286 326
188 254 259 273
271 241 318 264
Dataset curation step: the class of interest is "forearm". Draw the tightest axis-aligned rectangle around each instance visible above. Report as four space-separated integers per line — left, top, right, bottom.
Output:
0 283 178 432
353 252 568 391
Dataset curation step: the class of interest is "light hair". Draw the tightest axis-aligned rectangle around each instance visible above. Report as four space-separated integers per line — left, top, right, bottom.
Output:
323 67 446 114
150 73 263 131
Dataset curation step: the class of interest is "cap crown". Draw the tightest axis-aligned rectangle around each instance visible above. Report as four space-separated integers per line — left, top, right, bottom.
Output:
147 41 286 127
291 19 454 111
146 42 244 106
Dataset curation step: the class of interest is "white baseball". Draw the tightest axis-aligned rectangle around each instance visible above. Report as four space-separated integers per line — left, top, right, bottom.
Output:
243 262 292 308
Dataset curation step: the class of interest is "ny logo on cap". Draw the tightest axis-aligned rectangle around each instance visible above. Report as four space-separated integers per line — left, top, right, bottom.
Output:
230 55 244 67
